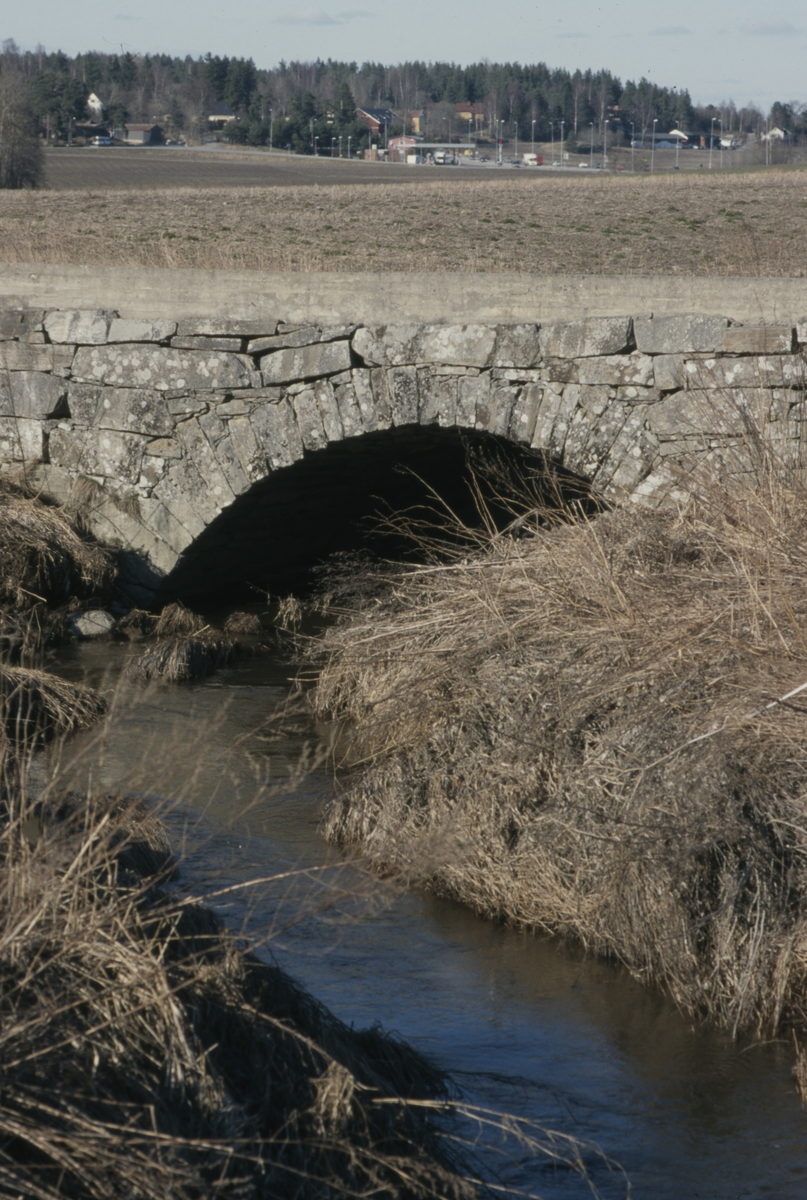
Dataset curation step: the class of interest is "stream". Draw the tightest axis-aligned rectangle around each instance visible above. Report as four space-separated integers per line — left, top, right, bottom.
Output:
51 632 807 1199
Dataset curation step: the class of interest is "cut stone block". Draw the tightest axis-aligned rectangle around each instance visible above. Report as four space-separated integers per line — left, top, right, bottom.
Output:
420 324 497 368
260 340 352 384
72 344 254 391
540 317 632 359
176 317 278 338
721 327 794 354
108 318 176 343
0 371 67 419
0 417 44 461
44 309 115 344
633 314 729 354
49 427 147 484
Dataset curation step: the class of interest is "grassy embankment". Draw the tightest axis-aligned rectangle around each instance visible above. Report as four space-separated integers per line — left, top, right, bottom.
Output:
1 169 806 275
306 381 807 1097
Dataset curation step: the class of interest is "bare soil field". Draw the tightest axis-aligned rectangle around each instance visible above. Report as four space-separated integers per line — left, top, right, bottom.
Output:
1 147 805 275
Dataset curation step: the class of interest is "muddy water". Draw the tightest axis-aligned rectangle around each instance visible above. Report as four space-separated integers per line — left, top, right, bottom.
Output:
53 637 807 1199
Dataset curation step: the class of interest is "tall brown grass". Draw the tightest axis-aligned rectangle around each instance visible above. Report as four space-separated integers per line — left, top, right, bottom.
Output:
308 379 807 1094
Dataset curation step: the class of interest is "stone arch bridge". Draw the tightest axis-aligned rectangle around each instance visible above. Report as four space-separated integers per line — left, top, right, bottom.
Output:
1 269 806 604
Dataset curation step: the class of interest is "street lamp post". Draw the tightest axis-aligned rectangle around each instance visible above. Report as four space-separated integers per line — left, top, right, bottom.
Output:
651 117 658 172
718 119 723 168
550 121 554 167
269 109 273 151
603 120 607 170
313 136 318 156
590 121 594 168
630 122 635 172
339 136 342 159
514 121 518 162
709 117 715 168
560 119 565 167
532 119 536 158
331 136 336 157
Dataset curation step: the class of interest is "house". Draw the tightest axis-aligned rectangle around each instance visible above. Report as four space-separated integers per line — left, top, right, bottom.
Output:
762 126 789 142
124 124 163 145
207 103 236 130
454 102 485 132
404 109 427 133
74 122 112 142
355 107 398 135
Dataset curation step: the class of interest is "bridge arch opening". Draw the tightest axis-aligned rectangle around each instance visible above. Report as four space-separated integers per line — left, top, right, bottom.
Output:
159 426 595 606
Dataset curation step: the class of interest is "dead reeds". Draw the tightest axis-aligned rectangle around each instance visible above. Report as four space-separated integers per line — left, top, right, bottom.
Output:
127 634 236 682
0 777 475 1200
0 661 106 745
307 385 807 1091
0 477 116 614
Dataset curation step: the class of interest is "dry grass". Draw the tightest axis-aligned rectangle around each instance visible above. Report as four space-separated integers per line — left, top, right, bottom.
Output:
125 602 250 681
2 170 807 275
0 478 116 614
224 611 264 636
0 784 472 1199
0 662 106 747
306 388 807 1093
127 634 237 682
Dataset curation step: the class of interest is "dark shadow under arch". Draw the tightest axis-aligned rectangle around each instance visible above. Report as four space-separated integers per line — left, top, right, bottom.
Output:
159 426 596 605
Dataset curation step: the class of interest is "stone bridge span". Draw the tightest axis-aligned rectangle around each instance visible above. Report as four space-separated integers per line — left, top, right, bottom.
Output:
1 271 806 603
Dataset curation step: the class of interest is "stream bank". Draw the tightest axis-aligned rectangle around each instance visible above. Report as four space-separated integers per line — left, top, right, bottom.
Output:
308 472 807 1093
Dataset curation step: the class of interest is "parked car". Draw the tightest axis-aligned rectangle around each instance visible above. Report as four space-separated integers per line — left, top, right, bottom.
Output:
90 136 111 146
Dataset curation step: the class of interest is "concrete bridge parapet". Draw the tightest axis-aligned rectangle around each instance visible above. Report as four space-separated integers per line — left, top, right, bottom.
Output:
1 292 806 604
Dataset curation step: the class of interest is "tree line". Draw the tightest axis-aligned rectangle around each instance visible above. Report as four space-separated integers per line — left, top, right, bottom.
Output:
1 35 805 169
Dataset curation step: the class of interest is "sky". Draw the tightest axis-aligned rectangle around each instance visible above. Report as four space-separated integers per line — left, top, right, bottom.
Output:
7 0 806 111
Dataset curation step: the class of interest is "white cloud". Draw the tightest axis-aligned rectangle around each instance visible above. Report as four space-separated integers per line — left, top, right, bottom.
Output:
273 7 372 25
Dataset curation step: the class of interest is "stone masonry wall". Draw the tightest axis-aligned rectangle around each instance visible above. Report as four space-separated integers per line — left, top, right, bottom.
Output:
1 305 806 602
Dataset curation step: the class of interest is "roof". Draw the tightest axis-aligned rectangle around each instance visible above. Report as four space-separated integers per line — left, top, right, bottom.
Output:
125 124 160 131
356 107 398 125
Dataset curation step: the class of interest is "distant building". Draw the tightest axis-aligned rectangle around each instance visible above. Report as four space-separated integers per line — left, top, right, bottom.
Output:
73 122 111 142
387 134 422 163
454 102 485 132
125 124 163 145
207 103 236 130
355 107 398 135
762 126 789 142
